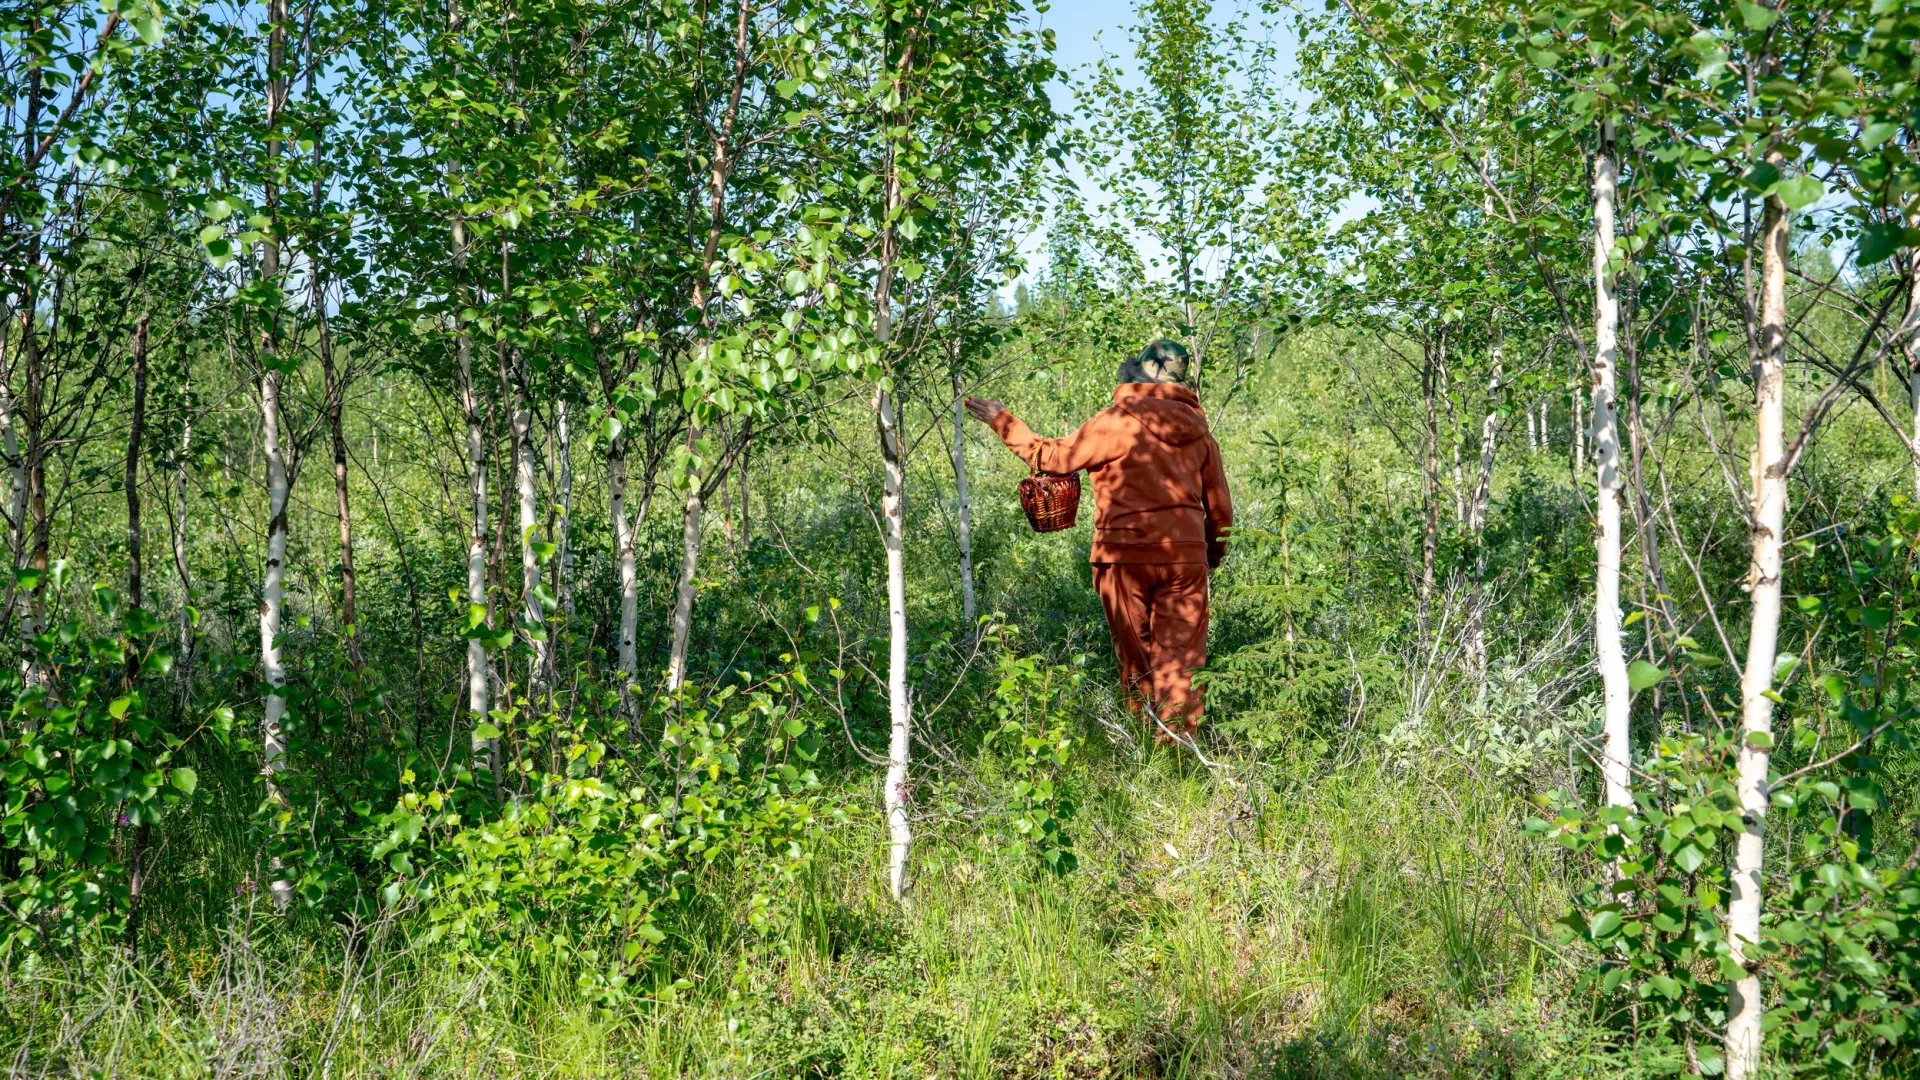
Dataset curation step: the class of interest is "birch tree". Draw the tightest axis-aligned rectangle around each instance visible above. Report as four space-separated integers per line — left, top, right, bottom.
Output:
1907 187 1920 499
836 0 1051 904
1590 119 1632 810
663 0 755 697
455 219 492 766
1726 148 1788 1080
256 0 297 907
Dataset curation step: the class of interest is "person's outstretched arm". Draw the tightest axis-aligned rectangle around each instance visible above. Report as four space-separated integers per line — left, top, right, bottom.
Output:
964 397 1127 475
1202 433 1233 568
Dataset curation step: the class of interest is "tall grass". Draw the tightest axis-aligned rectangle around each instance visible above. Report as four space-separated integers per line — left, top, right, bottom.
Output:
0 684 1627 1079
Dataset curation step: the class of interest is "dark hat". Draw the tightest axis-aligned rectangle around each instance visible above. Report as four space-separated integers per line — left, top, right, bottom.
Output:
1117 338 1190 384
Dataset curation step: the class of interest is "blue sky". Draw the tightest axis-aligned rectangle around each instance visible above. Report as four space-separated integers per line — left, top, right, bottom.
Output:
1005 0 1139 294
1004 0 1308 293
1029 0 1138 107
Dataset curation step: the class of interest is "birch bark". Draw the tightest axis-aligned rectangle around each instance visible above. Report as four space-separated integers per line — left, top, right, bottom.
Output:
555 397 573 621
22 318 46 692
173 405 192 698
1591 120 1632 811
878 383 912 904
1571 359 1585 480
1467 335 1502 680
455 218 492 767
874 72 914 902
0 306 22 576
126 314 147 622
608 433 639 719
664 0 750 699
13 41 46 695
665 449 703 692
1906 196 1920 501
1418 337 1439 650
259 0 294 910
1725 174 1790 1080
313 198 357 672
513 352 544 700
123 312 150 952
258 356 293 911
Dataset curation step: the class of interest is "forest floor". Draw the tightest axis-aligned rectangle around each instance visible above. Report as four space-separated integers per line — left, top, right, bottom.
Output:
2 719 1628 1080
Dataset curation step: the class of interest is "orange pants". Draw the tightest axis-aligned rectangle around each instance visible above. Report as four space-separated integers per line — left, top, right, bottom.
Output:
1092 562 1210 736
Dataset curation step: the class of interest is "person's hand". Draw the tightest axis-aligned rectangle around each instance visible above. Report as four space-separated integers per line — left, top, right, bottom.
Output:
963 396 1008 425
1207 541 1227 570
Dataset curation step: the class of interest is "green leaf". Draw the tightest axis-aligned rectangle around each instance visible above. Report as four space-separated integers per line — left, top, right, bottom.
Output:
1860 121 1899 149
1589 909 1623 939
1829 1042 1857 1066
1628 659 1665 692
1857 222 1904 266
170 767 197 795
1736 1 1777 29
1674 844 1706 874
1775 176 1824 211
473 722 503 741
1743 161 1781 194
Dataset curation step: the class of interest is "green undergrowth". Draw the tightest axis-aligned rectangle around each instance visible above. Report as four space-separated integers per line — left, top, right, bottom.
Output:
0 722 1640 1079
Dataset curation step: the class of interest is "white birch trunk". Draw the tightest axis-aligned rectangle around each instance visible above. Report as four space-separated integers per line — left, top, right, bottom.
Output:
174 406 193 697
258 366 293 910
259 0 294 910
1467 337 1502 680
0 305 23 572
1572 371 1585 479
608 437 639 722
1591 121 1632 811
16 323 42 694
455 222 491 765
1452 435 1466 527
951 369 977 629
513 358 544 701
556 398 574 620
873 109 914 902
878 386 912 904
1906 198 1920 502
1419 342 1440 647
665 460 704 693
1725 180 1790 1080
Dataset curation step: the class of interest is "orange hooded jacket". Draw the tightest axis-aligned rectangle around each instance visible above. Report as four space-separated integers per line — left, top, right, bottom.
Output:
989 383 1232 566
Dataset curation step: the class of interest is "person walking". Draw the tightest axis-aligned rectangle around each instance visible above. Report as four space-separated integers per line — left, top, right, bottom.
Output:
966 339 1232 742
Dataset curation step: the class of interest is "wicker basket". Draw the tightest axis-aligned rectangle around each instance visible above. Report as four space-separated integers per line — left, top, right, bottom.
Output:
1018 471 1081 533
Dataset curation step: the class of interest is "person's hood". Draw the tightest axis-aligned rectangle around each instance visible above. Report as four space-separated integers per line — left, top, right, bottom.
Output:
1113 382 1210 446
